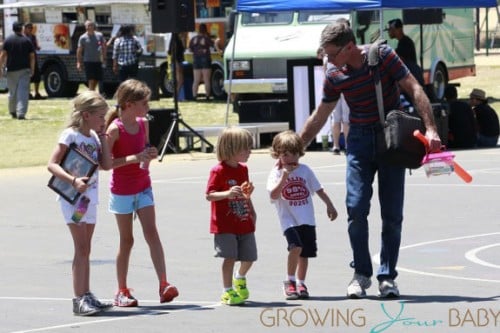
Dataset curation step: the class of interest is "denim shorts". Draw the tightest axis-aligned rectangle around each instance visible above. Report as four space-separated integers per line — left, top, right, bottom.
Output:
109 187 154 214
192 56 211 69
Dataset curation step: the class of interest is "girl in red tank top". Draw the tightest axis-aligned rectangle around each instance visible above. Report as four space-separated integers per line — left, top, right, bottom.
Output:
105 79 179 307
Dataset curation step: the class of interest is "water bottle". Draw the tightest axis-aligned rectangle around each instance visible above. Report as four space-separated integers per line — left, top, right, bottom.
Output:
71 195 90 223
140 144 151 170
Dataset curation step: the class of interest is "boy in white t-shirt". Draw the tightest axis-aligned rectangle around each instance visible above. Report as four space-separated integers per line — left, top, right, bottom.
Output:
267 130 338 300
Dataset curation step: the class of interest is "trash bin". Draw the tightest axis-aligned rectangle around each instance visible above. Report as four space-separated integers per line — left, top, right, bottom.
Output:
138 66 159 101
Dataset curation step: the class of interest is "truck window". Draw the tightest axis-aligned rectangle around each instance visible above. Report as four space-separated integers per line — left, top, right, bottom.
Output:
297 11 350 24
241 12 293 26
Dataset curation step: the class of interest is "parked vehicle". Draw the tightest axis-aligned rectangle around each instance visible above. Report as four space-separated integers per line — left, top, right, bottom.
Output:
224 8 477 118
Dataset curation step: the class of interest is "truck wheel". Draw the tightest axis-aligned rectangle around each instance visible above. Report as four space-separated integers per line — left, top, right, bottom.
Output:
159 65 173 98
211 66 226 100
44 64 68 97
432 63 448 101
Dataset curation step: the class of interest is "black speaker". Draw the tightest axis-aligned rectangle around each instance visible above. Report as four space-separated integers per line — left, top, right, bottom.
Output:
403 9 443 25
148 108 178 152
150 0 195 33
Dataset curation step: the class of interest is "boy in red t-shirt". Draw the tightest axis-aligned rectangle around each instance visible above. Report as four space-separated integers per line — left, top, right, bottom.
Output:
206 127 257 305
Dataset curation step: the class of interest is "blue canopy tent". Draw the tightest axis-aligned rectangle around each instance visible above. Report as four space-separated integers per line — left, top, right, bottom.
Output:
235 0 497 12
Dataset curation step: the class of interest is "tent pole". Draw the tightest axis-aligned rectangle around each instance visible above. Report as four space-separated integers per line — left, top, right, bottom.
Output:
225 12 240 127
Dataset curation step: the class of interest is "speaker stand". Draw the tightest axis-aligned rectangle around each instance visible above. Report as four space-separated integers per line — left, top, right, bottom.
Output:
158 32 213 162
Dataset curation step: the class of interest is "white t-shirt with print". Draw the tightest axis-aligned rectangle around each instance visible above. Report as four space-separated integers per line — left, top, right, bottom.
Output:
266 164 323 233
57 127 101 203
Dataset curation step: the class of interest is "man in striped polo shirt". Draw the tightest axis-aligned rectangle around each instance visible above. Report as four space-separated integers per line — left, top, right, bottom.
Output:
300 22 441 300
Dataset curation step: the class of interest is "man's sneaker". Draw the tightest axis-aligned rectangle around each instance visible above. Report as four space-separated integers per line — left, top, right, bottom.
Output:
85 291 113 310
220 288 245 305
283 280 299 300
378 279 400 298
114 288 138 307
73 294 101 316
332 148 341 155
347 273 372 299
160 283 179 303
233 277 249 300
297 283 309 299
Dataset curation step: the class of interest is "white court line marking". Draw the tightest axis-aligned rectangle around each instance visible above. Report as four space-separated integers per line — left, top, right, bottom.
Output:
464 243 500 269
5 300 221 333
372 232 500 283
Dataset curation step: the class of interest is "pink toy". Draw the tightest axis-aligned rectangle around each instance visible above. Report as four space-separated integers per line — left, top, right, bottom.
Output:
413 130 472 183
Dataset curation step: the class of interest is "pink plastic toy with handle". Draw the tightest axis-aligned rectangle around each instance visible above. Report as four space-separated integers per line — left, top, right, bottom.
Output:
413 130 473 183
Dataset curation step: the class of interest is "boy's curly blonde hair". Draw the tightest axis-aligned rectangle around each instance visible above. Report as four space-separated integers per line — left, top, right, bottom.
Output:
270 130 305 159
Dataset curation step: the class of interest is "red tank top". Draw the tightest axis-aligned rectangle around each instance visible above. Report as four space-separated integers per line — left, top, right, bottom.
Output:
110 117 151 195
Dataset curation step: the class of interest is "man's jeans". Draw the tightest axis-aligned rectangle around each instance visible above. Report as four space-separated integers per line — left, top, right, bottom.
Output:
346 124 405 281
7 68 31 118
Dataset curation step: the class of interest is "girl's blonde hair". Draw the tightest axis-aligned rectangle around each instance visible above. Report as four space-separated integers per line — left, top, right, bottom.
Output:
216 127 253 161
270 130 305 159
67 90 108 128
105 79 151 129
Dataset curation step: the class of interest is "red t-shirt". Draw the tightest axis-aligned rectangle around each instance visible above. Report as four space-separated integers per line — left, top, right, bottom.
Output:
206 162 255 235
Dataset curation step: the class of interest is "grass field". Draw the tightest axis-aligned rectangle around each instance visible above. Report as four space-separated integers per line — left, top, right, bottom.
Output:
1 54 499 169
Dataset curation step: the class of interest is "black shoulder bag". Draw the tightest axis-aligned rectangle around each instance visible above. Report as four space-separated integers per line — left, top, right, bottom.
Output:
369 40 425 169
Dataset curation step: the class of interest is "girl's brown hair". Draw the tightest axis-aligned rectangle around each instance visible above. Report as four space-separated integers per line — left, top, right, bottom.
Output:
105 79 151 129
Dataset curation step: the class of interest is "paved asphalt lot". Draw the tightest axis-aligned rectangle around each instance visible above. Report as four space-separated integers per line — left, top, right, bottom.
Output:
0 147 499 333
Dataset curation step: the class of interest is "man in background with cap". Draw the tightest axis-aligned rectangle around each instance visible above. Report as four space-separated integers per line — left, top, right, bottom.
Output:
469 88 499 147
385 19 417 64
386 18 425 101
0 21 35 120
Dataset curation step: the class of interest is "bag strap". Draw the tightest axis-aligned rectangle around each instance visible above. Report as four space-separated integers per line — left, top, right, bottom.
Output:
368 39 387 125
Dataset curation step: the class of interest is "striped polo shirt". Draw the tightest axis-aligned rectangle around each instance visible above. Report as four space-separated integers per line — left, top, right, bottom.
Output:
323 44 409 124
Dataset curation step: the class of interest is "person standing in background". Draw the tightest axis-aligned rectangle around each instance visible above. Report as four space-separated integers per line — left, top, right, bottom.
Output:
168 32 186 99
24 22 45 100
0 21 35 120
189 23 213 100
444 85 477 149
77 20 106 91
112 24 143 82
385 18 425 98
469 88 499 147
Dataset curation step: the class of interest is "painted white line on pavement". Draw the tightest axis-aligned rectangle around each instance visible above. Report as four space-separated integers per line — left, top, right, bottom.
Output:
8 301 222 333
372 232 500 283
464 243 500 269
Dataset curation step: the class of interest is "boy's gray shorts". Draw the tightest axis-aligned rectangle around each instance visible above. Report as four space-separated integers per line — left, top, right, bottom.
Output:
214 233 257 261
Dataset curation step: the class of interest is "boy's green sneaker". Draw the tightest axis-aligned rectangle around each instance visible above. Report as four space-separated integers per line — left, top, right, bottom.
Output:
221 288 245 305
233 277 249 300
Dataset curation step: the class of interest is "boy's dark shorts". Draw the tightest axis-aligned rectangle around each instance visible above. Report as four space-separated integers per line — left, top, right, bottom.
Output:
84 62 103 81
284 225 317 258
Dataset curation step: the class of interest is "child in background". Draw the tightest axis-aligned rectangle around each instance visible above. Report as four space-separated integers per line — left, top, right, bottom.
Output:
267 130 337 300
48 90 113 316
206 127 257 305
105 79 178 307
